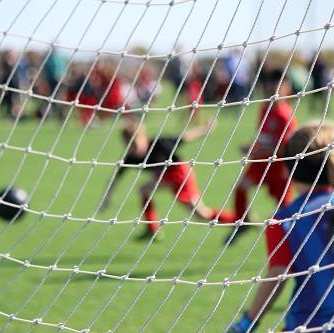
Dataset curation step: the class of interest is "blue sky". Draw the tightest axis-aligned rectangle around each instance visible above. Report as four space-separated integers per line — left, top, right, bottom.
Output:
0 0 333 56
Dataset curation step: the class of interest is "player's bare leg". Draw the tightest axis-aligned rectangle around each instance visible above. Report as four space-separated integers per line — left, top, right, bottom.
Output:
223 176 253 245
182 197 236 223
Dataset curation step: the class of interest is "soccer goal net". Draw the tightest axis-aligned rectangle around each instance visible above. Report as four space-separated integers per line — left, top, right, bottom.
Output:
0 0 334 332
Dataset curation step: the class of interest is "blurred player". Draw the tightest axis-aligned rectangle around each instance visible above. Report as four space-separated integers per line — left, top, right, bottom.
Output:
228 121 334 332
99 117 234 240
185 62 204 124
223 68 297 244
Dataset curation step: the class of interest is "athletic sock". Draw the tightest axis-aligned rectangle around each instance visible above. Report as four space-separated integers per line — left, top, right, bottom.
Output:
210 209 236 223
142 197 159 234
235 186 247 220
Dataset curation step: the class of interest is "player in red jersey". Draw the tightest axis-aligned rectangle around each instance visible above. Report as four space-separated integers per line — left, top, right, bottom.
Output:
185 62 204 124
99 117 235 240
223 68 298 244
66 61 124 126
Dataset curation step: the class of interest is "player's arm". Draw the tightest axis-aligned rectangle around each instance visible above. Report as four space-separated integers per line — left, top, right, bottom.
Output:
182 117 217 142
228 223 292 332
227 265 286 333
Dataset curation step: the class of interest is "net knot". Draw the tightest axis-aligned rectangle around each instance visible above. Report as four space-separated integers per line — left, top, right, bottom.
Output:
49 264 57 272
295 153 305 160
32 318 42 325
8 314 16 321
160 218 168 226
57 323 65 330
213 158 223 167
121 274 129 281
327 142 334 150
189 159 196 166
270 94 279 102
73 265 80 274
192 100 199 109
97 269 106 277
242 97 250 106
322 203 332 212
308 265 319 274
146 275 156 283
240 157 248 166
324 22 331 30
277 273 287 282
209 219 218 227
294 325 306 333
197 279 206 288
109 218 117 225
252 275 261 283
24 260 31 267
63 213 72 221
223 278 230 287
322 322 333 332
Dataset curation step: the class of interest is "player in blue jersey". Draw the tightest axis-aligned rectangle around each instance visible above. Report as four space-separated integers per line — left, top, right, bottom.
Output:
228 121 334 332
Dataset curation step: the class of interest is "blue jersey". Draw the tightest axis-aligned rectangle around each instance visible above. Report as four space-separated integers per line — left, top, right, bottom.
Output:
275 190 334 330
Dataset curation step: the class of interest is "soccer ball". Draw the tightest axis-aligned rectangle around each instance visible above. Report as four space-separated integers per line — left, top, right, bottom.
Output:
0 187 28 222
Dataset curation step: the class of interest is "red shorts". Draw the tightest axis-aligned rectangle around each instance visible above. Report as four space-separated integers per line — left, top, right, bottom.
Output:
161 164 200 204
246 161 292 201
265 223 292 268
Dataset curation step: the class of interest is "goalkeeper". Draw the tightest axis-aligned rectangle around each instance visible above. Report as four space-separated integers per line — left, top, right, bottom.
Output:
228 121 334 332
99 117 234 239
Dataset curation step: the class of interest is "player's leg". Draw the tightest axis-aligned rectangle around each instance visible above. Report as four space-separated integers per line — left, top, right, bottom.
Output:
184 198 236 223
222 164 263 245
234 163 264 221
163 164 236 223
139 180 160 237
267 162 294 208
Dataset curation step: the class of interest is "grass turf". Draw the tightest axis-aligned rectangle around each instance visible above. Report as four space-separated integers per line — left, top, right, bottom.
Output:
0 86 332 332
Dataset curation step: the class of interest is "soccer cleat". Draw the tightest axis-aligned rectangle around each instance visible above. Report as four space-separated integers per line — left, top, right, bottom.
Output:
135 229 163 242
223 223 251 246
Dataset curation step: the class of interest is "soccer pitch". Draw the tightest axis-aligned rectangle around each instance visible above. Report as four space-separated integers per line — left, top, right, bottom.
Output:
0 86 332 332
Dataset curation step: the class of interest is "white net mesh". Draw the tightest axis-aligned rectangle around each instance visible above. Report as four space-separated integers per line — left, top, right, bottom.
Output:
0 0 334 332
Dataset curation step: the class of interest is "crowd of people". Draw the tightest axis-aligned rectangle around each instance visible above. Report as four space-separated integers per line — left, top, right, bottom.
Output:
0 48 332 125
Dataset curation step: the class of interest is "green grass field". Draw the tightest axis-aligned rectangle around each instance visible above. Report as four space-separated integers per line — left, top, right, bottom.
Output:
0 85 332 332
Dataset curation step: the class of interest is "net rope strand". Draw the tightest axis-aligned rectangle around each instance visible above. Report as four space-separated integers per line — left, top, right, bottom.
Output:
47 1 182 328
197 0 292 329
0 0 334 332
0 0 197 330
0 0 162 330
0 2 113 331
243 9 334 330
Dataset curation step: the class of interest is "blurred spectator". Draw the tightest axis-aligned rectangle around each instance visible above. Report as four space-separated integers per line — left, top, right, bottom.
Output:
165 48 185 92
224 49 250 102
309 52 329 112
203 58 229 103
0 50 20 118
288 55 309 94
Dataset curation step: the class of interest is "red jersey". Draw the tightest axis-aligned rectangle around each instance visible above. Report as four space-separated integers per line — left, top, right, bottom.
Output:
257 101 297 150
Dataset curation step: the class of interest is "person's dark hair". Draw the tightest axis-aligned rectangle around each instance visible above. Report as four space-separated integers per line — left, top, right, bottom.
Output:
284 122 334 185
260 68 285 85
